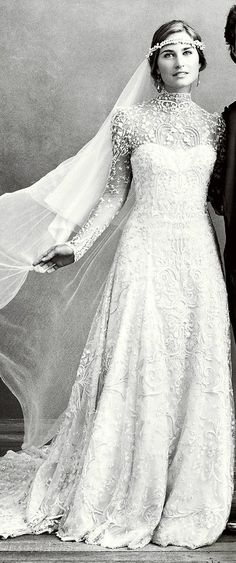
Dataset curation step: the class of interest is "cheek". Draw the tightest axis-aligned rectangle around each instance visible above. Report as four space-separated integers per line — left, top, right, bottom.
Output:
158 60 174 77
189 54 200 72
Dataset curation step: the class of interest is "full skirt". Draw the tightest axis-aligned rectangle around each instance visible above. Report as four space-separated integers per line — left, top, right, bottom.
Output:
0 210 235 549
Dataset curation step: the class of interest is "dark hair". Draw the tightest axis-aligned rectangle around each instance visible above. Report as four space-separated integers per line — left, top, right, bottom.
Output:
148 20 207 85
224 5 236 62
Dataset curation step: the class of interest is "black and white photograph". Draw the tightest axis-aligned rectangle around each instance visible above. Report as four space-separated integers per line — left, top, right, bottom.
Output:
0 1 236 561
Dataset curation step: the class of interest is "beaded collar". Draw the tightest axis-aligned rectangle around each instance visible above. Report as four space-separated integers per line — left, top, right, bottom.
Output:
153 89 193 112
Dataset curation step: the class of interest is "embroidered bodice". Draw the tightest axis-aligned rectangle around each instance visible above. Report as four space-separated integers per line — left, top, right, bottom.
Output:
68 91 225 260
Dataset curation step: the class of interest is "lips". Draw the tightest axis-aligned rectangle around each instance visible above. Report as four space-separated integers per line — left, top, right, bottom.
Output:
173 71 188 76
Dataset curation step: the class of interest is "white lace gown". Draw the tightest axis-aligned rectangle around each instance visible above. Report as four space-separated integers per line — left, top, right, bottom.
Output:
0 91 235 549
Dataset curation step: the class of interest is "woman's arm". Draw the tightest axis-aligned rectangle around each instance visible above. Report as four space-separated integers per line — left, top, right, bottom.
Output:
67 110 132 261
34 109 132 272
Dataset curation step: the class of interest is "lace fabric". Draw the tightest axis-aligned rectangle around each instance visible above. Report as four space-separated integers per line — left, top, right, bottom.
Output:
0 90 234 550
67 110 132 261
67 91 226 260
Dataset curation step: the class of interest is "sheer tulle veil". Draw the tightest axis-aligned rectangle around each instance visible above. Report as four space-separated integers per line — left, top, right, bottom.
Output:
0 59 156 447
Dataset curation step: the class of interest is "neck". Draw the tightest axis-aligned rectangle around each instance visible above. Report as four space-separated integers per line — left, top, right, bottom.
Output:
153 88 193 112
164 85 192 94
161 87 192 98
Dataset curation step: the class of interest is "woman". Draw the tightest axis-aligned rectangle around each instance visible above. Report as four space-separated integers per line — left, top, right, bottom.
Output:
0 20 234 549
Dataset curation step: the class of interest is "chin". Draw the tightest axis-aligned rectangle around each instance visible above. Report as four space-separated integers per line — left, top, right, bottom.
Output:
172 78 192 89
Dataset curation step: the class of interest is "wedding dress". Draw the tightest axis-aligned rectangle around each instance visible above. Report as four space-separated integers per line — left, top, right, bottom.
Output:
0 90 234 550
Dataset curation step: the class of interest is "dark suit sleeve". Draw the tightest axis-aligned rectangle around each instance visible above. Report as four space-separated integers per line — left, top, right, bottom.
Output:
221 103 236 341
207 115 226 216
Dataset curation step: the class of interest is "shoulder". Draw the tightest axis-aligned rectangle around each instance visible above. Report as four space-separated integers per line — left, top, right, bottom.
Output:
197 105 226 138
197 104 222 123
211 111 226 135
110 108 136 153
111 101 152 129
110 107 132 140
111 107 130 126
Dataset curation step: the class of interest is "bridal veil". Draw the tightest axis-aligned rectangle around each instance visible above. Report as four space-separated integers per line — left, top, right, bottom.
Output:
0 59 156 447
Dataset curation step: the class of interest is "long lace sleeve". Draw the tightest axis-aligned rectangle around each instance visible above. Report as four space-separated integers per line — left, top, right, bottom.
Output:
67 110 132 261
207 115 226 216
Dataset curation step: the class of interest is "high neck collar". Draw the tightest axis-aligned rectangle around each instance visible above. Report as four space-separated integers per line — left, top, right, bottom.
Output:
154 88 193 111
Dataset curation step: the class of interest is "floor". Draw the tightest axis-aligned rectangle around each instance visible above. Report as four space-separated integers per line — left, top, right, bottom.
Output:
0 532 236 563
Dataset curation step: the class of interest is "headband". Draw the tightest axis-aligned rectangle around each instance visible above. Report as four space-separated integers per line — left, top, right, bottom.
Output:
146 39 205 59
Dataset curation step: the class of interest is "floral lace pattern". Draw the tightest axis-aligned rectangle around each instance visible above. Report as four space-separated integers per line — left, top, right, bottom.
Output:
0 91 234 550
68 91 225 260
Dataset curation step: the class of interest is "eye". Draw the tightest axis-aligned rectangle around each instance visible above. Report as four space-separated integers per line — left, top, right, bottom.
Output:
162 52 174 58
183 49 193 55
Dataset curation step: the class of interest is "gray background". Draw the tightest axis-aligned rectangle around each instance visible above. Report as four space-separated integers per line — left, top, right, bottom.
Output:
0 0 236 418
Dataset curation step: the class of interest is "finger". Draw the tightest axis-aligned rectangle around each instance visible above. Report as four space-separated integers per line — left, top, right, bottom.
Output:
33 247 58 266
34 263 59 274
45 264 59 274
36 258 58 269
34 260 55 273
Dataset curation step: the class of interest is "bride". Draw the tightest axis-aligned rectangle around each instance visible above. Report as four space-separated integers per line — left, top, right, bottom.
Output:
0 19 234 550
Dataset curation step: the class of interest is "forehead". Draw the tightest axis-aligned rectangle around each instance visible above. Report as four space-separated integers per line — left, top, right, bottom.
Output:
160 31 194 52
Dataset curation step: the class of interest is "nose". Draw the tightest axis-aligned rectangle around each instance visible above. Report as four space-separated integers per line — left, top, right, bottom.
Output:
175 54 185 69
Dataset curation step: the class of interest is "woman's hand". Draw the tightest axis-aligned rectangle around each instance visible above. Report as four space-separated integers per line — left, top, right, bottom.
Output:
33 244 75 273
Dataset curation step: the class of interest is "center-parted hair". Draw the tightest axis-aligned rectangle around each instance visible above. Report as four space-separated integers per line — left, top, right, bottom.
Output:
148 20 207 85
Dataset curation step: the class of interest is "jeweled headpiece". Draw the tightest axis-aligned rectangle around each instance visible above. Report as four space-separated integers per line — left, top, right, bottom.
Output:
146 39 205 59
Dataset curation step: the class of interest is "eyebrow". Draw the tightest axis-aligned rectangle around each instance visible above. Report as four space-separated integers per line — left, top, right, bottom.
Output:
160 45 194 53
